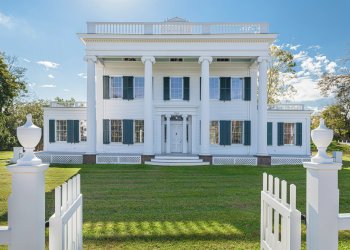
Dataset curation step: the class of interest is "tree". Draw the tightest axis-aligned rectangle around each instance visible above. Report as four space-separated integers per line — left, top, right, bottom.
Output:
321 104 349 140
0 53 28 113
267 45 297 104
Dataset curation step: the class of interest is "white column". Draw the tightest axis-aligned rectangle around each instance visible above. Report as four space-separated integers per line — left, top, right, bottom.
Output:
182 114 188 153
198 56 212 155
141 56 156 155
85 56 97 154
249 63 258 155
257 57 269 156
166 114 171 153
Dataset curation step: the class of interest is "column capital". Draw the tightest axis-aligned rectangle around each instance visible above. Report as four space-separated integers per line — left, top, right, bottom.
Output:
84 55 97 63
141 56 156 64
198 56 213 64
257 56 271 63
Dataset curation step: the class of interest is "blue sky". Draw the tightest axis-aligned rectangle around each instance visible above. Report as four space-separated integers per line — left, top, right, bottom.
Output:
0 0 349 108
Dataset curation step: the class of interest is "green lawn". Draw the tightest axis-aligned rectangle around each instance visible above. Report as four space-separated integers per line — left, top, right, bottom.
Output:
0 151 350 249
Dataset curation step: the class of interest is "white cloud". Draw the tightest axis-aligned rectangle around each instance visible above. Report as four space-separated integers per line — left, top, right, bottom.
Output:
37 61 60 70
63 89 70 92
290 44 301 51
0 12 13 29
40 84 56 88
48 74 55 79
77 73 87 79
326 61 337 74
308 45 321 50
21 58 31 63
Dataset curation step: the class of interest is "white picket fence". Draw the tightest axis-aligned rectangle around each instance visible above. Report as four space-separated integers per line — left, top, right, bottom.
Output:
261 173 301 250
49 174 83 250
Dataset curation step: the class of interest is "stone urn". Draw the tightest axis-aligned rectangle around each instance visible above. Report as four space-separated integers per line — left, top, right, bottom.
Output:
16 114 42 166
311 118 333 163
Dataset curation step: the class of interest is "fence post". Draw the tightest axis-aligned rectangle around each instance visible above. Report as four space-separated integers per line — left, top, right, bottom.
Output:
303 119 342 250
7 114 49 250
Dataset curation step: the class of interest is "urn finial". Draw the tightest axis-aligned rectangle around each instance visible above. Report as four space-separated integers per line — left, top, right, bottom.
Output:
16 114 42 166
311 118 333 163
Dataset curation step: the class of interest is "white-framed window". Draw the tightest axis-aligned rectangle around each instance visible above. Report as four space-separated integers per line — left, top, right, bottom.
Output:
170 77 183 100
210 121 219 144
110 77 123 98
284 123 295 145
231 121 243 144
134 77 144 99
134 120 144 143
56 120 67 142
209 77 219 100
80 120 87 142
231 78 243 100
111 120 122 143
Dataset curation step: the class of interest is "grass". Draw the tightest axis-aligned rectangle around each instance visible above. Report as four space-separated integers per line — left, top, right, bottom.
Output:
0 151 350 249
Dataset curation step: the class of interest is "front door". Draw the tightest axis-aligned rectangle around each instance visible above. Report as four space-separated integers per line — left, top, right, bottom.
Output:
171 123 183 153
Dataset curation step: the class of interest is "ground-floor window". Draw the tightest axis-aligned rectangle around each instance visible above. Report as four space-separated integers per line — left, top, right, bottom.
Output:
80 120 87 142
56 120 67 142
210 121 219 144
231 121 243 144
111 120 122 142
283 123 295 145
134 120 144 143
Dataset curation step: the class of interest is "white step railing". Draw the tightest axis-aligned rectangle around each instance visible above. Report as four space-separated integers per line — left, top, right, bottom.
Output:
87 22 269 35
261 173 301 250
49 175 83 250
268 104 305 111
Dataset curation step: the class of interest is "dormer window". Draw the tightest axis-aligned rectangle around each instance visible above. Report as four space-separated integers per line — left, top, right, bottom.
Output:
216 58 230 62
170 58 183 62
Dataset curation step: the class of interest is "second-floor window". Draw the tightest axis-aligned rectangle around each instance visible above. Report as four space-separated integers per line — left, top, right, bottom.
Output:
170 77 183 100
110 77 123 98
209 77 219 99
109 76 144 99
134 77 144 99
231 78 243 100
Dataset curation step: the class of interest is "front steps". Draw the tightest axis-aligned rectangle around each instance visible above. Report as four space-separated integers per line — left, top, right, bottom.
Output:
145 155 209 166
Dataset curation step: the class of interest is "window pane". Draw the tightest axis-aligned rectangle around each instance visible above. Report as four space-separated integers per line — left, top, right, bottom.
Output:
283 123 295 145
232 121 243 144
231 78 243 100
134 77 144 99
170 77 183 100
209 77 219 99
80 120 87 142
135 120 144 143
56 120 67 142
110 77 123 98
210 121 219 144
111 120 122 142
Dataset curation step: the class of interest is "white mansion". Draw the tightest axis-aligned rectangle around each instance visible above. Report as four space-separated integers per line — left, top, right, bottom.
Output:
42 18 312 165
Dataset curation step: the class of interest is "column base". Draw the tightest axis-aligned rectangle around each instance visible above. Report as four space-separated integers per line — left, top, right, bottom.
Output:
255 155 271 166
141 155 155 164
199 155 212 165
83 154 96 164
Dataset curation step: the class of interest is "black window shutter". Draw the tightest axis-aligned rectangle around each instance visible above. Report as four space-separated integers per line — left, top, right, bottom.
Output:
49 120 55 143
296 123 302 146
74 120 80 143
277 122 284 146
244 120 251 145
183 77 190 101
103 119 110 144
244 77 251 101
267 122 273 146
219 120 231 146
199 77 201 101
220 77 231 101
123 119 134 144
67 120 74 143
103 76 110 99
163 77 170 100
123 76 134 100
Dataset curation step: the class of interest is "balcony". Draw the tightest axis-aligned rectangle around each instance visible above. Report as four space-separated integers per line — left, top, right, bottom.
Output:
86 20 269 35
49 101 87 108
268 104 305 111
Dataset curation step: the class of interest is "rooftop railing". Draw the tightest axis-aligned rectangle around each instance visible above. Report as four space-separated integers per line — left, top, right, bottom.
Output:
49 101 87 108
268 104 305 111
86 22 269 35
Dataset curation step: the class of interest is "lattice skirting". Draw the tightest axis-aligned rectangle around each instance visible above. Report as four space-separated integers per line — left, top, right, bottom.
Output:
96 155 141 164
35 154 83 164
212 157 258 165
271 157 311 165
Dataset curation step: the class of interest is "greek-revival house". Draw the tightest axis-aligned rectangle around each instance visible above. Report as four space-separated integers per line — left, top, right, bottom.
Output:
42 18 312 165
